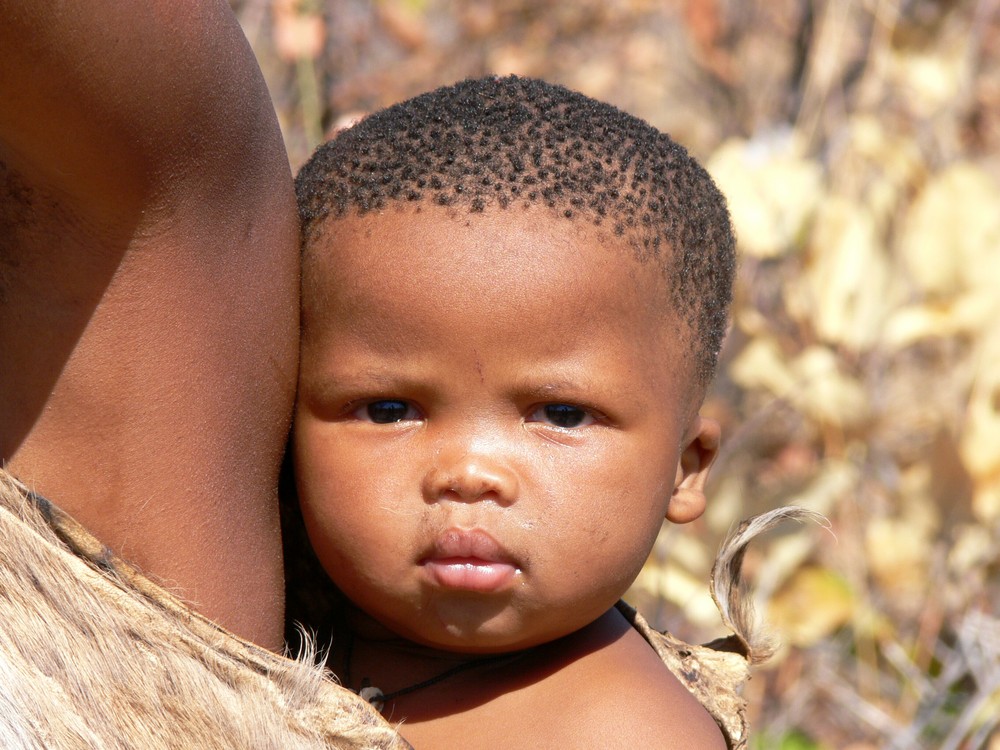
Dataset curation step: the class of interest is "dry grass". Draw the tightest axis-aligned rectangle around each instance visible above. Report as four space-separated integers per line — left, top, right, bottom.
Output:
234 1 1000 746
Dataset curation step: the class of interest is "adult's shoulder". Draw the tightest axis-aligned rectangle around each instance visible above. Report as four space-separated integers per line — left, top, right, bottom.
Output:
0 0 297 648
0 1 290 226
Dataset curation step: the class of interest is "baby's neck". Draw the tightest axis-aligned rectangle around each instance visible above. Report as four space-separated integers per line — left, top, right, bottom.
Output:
336 605 529 708
332 603 627 726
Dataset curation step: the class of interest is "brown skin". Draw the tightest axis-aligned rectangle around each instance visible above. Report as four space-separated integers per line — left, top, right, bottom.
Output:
295 206 725 747
346 606 725 749
0 1 297 650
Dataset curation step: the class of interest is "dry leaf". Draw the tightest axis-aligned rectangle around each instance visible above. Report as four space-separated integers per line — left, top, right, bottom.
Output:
788 346 869 430
846 115 924 193
567 59 618 100
663 531 714 575
767 567 854 648
804 196 898 351
488 44 538 77
376 0 429 50
752 533 822 604
898 163 1000 298
961 326 1000 522
731 340 869 429
832 115 925 230
707 134 823 258
788 459 858 518
705 475 745 535
865 517 934 604
728 335 796 396
970 481 1000 525
632 559 722 627
272 0 324 61
887 40 969 116
883 292 998 350
948 524 996 577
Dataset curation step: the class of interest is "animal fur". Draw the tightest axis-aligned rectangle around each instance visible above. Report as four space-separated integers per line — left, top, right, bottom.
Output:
0 471 408 750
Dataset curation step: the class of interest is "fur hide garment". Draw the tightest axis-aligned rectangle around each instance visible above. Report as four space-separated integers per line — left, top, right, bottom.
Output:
0 468 818 749
0 471 408 750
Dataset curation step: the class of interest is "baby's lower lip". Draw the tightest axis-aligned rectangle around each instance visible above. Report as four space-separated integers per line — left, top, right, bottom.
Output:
423 558 518 592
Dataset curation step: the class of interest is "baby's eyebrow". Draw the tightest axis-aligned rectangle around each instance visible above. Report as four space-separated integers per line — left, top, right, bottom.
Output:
310 367 430 398
343 368 405 387
511 376 616 401
518 380 582 395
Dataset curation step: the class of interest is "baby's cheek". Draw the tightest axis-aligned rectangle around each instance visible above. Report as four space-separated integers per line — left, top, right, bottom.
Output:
594 492 666 579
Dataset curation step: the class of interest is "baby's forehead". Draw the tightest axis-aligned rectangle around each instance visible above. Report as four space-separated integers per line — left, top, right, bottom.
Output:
300 205 695 364
304 203 669 293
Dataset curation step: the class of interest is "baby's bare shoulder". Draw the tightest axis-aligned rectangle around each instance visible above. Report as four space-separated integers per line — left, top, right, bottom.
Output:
535 618 727 749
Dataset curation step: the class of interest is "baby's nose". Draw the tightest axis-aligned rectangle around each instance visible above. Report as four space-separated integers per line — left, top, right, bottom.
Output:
421 452 519 506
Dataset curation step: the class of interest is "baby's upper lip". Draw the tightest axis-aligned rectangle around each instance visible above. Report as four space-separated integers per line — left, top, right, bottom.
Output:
423 527 513 564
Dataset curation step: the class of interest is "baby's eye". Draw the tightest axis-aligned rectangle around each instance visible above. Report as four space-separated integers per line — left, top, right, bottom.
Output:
528 403 595 429
355 400 420 424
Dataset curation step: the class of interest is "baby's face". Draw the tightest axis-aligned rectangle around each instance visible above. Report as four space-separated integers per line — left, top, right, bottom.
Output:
294 206 717 653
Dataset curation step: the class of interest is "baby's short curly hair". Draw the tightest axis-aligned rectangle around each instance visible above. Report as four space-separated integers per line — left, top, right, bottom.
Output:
296 75 735 385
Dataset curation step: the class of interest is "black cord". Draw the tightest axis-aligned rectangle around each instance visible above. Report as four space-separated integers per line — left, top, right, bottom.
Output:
346 629 527 711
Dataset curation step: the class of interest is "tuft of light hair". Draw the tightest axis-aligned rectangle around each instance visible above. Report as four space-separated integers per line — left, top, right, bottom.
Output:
710 506 831 665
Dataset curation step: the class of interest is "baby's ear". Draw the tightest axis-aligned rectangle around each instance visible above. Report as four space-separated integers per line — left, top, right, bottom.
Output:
666 416 720 524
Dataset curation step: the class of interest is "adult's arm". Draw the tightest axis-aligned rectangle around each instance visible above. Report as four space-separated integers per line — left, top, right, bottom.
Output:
0 0 298 649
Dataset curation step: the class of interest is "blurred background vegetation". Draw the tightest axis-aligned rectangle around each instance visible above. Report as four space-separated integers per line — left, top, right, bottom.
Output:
233 1 1000 747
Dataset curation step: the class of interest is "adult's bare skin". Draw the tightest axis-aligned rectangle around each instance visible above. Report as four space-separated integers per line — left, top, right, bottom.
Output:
0 1 298 650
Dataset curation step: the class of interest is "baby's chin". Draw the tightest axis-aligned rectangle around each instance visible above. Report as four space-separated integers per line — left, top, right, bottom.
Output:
382 605 597 657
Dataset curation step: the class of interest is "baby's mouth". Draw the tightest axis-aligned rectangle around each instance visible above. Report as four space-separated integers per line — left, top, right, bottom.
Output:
420 528 519 593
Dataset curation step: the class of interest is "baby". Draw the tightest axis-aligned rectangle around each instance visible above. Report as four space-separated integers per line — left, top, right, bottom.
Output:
292 76 735 749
